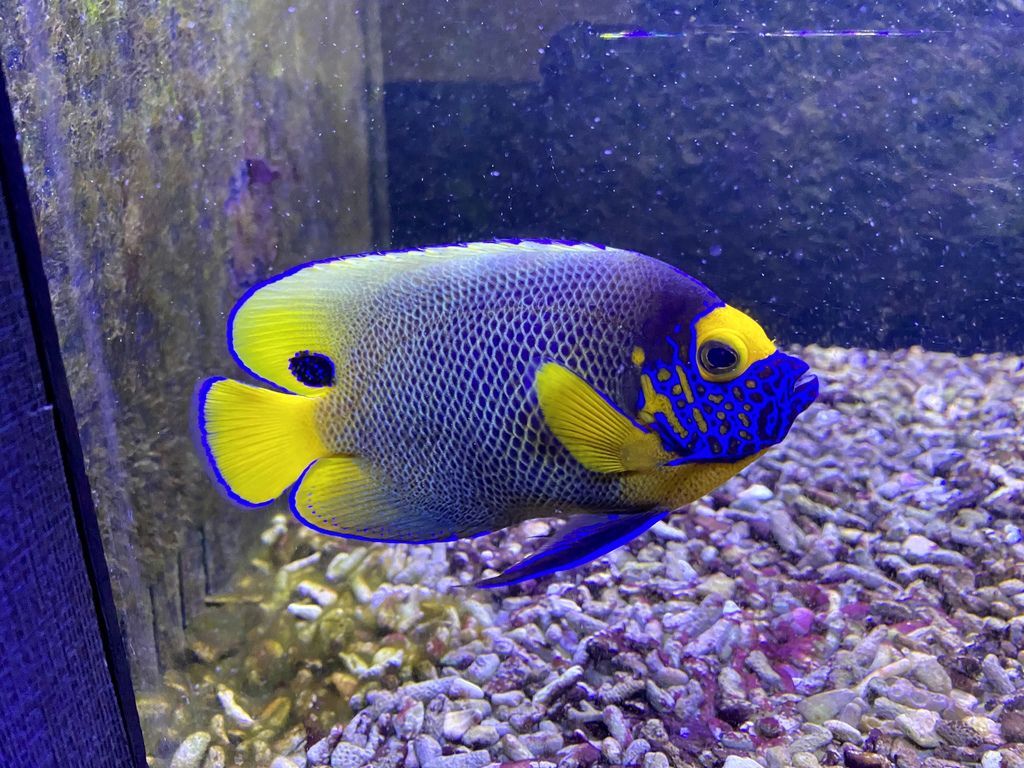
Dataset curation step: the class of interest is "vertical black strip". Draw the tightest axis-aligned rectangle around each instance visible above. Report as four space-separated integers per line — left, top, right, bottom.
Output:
0 62 148 767
358 0 391 248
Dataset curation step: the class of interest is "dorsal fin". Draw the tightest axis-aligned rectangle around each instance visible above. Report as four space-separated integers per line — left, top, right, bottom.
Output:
227 241 612 394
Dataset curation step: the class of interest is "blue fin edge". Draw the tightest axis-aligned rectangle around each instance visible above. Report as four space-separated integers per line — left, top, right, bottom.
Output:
192 376 274 509
287 461 475 545
226 239 610 388
475 509 669 589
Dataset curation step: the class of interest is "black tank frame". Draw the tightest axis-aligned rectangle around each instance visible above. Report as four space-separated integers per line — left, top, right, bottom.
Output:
0 60 146 767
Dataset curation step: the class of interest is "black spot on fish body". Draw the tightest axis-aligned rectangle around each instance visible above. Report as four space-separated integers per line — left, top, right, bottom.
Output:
289 350 335 387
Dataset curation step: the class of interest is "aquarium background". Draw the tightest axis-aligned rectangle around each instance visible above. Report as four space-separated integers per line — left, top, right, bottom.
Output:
1 0 1023 767
0 0 388 690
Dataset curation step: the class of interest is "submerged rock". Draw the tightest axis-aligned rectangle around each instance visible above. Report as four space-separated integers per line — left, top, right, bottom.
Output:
146 346 1024 768
442 709 478 741
798 689 857 724
461 724 499 747
722 757 763 768
895 710 941 748
170 732 211 768
329 741 373 768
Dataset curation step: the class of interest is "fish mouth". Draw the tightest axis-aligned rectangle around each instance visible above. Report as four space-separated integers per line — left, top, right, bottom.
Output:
792 370 819 404
782 355 818 404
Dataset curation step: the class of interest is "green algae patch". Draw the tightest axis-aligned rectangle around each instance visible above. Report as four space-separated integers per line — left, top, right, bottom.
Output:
0 0 387 690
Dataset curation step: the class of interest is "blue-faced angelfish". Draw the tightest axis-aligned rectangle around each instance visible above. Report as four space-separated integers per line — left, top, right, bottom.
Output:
195 240 818 587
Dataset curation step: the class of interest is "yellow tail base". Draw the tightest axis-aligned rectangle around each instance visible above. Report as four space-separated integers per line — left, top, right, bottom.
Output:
196 377 327 506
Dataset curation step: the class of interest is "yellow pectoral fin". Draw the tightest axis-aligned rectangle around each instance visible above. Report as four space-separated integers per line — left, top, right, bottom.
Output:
535 362 668 473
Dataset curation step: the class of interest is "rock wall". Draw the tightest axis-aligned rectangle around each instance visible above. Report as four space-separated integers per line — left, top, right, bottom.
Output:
0 0 387 687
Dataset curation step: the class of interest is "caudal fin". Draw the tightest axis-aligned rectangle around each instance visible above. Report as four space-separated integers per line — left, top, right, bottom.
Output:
196 377 328 506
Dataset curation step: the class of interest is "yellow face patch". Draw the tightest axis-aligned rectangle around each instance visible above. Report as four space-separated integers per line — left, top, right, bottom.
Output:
693 305 776 383
622 450 767 509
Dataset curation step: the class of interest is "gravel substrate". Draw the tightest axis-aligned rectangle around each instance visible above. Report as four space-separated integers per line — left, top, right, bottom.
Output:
149 345 1024 768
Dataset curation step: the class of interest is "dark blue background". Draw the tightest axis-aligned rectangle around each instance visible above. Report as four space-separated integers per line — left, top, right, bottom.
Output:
384 18 1024 353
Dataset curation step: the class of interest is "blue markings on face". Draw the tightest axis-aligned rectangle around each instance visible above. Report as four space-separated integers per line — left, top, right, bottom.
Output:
643 349 817 463
289 351 336 388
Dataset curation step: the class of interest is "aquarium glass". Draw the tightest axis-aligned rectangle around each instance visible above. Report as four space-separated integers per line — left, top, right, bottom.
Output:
2 0 1023 766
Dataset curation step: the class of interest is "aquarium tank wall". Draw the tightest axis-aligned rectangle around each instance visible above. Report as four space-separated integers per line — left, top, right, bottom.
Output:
0 0 1022 766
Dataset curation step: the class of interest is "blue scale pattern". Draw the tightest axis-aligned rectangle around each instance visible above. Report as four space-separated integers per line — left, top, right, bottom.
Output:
311 243 719 540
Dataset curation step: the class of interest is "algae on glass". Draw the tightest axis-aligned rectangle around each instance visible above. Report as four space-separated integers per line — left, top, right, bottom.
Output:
0 0 388 689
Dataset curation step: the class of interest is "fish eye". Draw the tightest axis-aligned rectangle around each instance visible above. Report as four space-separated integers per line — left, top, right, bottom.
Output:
699 340 740 375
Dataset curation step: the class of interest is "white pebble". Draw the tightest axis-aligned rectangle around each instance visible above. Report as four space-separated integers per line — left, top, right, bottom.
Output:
733 483 774 510
326 547 369 581
216 688 254 729
297 580 338 606
287 602 323 621
521 520 552 538
464 653 500 684
722 757 763 768
169 732 211 768
442 709 478 741
895 709 940 748
533 665 584 707
350 574 374 604
901 533 937 560
281 551 321 573
650 521 689 541
449 677 485 699
370 646 404 670
260 522 288 547
1004 524 1022 544
462 724 499 747
330 741 373 768
601 736 623 764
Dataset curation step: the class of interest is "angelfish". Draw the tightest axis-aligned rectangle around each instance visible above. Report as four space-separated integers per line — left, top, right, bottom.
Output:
195 240 818 587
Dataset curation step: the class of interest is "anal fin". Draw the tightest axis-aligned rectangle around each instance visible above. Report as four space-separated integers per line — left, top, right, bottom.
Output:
475 509 668 588
290 457 444 543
